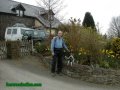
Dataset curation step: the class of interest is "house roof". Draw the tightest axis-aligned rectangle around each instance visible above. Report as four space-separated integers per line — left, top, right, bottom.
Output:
11 3 26 11
0 0 61 28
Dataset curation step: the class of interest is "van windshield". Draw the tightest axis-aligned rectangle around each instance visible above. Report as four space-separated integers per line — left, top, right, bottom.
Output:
34 31 46 37
34 31 39 36
39 31 45 37
21 29 33 36
24 30 33 35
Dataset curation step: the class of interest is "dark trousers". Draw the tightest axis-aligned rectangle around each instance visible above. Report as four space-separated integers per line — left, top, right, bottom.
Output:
51 48 63 73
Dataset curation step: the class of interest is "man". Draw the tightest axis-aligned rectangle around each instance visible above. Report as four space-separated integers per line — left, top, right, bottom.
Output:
51 31 69 76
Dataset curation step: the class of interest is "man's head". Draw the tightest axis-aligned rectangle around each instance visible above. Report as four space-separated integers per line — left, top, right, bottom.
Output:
57 31 63 37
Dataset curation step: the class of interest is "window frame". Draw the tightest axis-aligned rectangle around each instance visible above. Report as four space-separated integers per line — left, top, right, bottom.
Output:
12 29 17 34
39 31 46 37
16 10 19 16
7 29 12 34
16 10 24 17
19 10 23 17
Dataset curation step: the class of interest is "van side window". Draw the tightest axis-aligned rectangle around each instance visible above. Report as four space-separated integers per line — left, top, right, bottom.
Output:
34 31 38 36
7 29 11 34
21 29 25 34
39 32 45 37
12 29 17 34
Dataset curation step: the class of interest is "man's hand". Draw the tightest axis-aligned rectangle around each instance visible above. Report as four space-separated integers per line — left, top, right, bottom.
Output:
66 49 70 53
52 52 54 56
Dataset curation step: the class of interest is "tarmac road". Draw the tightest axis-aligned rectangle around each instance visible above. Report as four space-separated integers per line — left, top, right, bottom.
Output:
0 56 120 90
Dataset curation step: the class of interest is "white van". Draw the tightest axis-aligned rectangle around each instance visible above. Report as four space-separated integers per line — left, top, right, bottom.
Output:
5 27 34 41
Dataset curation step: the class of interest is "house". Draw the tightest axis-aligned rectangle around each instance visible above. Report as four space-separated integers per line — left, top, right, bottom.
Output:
0 0 61 40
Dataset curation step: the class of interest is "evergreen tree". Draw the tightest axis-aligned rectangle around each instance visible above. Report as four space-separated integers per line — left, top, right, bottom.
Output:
82 12 96 29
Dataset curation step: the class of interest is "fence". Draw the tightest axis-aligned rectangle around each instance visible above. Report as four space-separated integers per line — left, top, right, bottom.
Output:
20 40 32 57
0 40 32 59
0 41 7 59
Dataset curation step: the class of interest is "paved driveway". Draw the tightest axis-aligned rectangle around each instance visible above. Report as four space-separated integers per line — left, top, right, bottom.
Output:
0 56 120 90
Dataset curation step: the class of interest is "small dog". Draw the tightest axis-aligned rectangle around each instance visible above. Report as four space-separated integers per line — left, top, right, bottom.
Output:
64 52 75 66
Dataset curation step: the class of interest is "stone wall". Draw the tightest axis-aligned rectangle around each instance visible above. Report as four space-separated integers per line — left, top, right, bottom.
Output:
0 13 35 39
6 41 20 59
63 64 120 86
42 56 120 86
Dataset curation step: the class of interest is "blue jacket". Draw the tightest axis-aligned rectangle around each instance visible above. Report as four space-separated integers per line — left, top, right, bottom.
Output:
51 36 68 53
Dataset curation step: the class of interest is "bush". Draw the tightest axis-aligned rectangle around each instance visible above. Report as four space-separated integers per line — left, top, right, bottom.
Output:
111 38 120 58
34 41 51 55
79 28 105 65
59 18 105 65
34 42 46 53
59 18 120 69
99 54 120 69
34 35 52 56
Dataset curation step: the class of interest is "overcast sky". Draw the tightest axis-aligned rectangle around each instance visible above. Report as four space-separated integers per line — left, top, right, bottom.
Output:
14 0 120 34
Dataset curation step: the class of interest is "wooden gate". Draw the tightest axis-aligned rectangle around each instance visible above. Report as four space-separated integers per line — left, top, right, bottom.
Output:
20 40 32 57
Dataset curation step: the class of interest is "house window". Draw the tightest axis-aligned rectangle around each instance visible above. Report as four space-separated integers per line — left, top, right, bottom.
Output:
16 10 19 16
16 10 23 16
20 10 23 16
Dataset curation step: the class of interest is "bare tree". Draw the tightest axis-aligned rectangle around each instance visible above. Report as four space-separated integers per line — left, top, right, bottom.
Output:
36 0 66 35
36 0 65 15
96 22 103 33
108 16 120 38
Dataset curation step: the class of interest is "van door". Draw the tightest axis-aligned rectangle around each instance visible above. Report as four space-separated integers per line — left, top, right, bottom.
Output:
5 28 12 41
11 28 18 41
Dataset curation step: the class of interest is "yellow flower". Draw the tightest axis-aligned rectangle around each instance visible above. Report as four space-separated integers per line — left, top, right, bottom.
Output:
78 53 81 55
84 52 87 55
111 55 115 58
101 49 105 53
109 50 113 54
106 50 108 53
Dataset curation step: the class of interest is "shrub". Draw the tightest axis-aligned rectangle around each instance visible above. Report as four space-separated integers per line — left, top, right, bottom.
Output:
111 38 120 58
34 42 46 53
59 18 105 65
99 38 120 69
99 54 120 69
34 36 52 56
58 18 120 68
79 28 105 65
105 39 112 50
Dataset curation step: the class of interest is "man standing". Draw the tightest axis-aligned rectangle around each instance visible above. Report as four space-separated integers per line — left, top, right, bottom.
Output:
51 31 69 76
